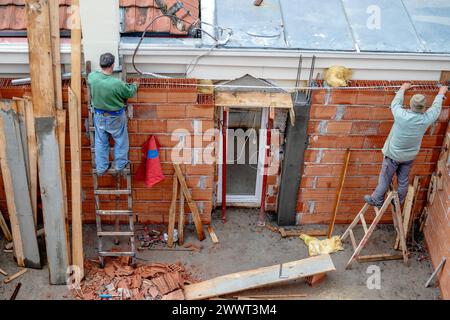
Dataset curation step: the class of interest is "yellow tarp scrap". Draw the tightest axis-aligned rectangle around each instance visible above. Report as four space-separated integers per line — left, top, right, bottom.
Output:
323 66 352 87
300 234 344 257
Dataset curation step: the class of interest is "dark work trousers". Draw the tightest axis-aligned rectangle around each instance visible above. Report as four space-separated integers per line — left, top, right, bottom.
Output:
371 156 414 206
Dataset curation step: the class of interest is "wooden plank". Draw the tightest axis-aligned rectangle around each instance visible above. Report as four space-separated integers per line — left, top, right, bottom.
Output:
425 257 446 288
49 0 63 110
3 268 27 284
327 149 351 238
0 104 40 268
184 254 336 300
178 182 185 246
173 164 205 241
395 177 420 250
357 254 404 263
68 87 84 278
167 174 178 248
23 99 38 226
215 92 293 109
25 0 56 118
0 268 8 276
0 210 12 242
207 226 219 244
35 117 70 284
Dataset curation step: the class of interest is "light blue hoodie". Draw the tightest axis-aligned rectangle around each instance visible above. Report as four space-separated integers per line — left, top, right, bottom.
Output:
382 90 444 162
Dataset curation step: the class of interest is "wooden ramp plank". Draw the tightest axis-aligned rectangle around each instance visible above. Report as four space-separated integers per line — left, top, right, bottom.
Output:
184 254 336 300
35 117 70 284
0 104 40 268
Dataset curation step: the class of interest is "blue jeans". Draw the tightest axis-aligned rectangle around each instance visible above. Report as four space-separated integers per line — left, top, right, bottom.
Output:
94 111 129 173
371 156 414 206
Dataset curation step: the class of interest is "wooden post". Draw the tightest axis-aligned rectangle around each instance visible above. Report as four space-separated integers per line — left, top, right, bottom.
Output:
49 0 63 111
174 164 205 241
167 175 178 248
0 210 12 242
327 149 351 238
23 99 38 226
178 183 185 246
26 0 70 284
69 88 84 279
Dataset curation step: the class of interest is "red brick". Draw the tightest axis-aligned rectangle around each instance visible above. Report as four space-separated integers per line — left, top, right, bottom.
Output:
326 121 352 134
310 105 336 120
138 89 168 103
167 91 197 103
356 91 386 106
329 90 358 105
351 121 380 135
186 105 215 119
156 104 186 119
138 120 167 133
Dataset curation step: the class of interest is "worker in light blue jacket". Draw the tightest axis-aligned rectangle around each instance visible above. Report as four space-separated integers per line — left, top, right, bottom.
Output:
364 83 448 208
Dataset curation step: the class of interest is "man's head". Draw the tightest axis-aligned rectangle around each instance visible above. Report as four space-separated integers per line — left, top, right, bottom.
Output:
100 53 115 73
410 94 427 113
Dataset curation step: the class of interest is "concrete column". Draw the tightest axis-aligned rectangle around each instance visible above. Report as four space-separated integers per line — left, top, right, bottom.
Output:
79 0 121 71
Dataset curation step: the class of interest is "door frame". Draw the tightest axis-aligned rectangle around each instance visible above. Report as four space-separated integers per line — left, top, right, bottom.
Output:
217 107 269 206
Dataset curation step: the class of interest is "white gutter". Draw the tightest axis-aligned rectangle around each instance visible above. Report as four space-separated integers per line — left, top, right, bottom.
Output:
120 43 450 82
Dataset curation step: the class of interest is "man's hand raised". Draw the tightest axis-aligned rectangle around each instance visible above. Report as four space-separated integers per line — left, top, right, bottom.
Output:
400 83 412 91
439 85 448 96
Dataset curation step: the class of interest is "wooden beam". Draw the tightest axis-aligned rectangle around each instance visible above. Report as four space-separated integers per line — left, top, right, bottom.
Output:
0 102 40 268
357 254 404 263
173 164 205 241
25 0 56 118
178 182 185 246
327 149 351 238
23 99 38 226
167 174 178 248
395 178 419 250
3 268 27 284
215 92 294 109
68 87 84 279
207 226 219 244
184 255 336 300
0 210 12 242
49 0 63 110
26 0 70 284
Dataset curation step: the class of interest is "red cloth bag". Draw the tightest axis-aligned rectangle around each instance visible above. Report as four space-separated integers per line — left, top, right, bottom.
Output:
135 136 165 188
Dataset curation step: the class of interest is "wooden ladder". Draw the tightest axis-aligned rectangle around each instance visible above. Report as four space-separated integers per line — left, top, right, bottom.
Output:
341 191 409 269
87 95 136 268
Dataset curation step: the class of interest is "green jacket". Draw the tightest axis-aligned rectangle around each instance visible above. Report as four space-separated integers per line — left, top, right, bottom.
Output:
87 71 137 111
382 90 444 162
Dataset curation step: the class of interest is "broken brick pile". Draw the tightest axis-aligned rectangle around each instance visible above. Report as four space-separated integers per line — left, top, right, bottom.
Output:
300 80 449 224
76 257 196 300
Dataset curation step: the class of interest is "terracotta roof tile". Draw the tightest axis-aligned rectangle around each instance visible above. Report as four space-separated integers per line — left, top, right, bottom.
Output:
0 0 72 31
0 0 199 36
120 0 199 35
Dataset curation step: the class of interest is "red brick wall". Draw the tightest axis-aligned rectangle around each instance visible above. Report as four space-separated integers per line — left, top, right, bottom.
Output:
0 78 215 226
298 81 449 224
424 129 450 300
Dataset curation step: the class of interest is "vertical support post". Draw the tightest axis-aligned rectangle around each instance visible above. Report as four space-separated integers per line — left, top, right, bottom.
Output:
70 0 84 279
258 114 273 226
221 108 228 223
25 0 69 284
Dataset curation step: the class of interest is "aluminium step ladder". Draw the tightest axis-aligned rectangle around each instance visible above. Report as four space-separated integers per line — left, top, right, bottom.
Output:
87 93 136 268
341 191 409 269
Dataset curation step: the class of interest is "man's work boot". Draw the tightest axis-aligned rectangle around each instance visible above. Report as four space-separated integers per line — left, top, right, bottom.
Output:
364 195 383 209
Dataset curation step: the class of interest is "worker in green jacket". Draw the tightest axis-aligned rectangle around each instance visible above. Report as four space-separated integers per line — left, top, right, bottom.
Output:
88 53 138 176
364 83 448 208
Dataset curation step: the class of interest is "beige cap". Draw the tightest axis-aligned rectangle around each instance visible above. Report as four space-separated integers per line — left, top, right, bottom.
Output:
410 94 427 113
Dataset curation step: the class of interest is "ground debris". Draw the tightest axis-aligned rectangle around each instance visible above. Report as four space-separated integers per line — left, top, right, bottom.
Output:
73 255 195 300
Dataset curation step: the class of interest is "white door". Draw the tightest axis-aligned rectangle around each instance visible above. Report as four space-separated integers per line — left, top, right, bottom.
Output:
218 107 269 206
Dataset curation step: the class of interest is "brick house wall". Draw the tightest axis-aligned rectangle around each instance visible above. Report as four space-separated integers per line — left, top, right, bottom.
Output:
0 78 215 226
424 128 450 300
298 81 449 224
